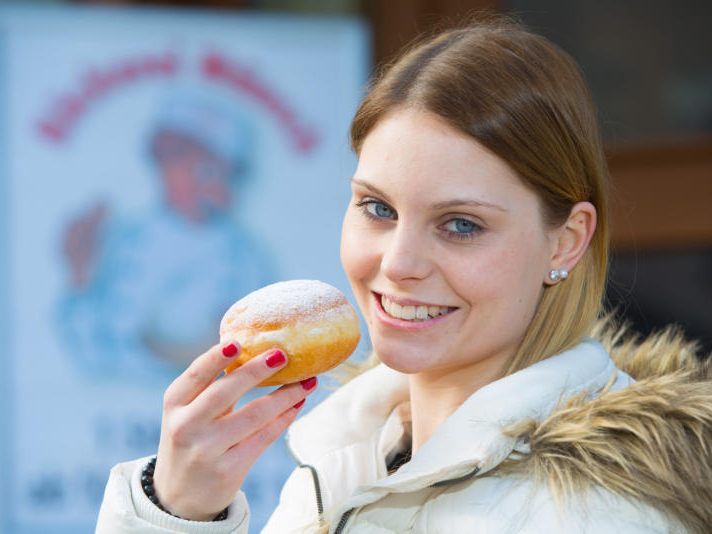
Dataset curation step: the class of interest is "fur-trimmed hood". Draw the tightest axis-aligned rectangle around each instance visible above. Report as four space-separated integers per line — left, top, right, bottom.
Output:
503 325 712 533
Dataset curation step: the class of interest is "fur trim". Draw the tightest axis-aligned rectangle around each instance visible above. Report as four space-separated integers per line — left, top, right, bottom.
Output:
503 322 712 533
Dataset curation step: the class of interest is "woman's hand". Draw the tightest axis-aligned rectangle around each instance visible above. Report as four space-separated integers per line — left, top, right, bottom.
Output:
152 341 317 521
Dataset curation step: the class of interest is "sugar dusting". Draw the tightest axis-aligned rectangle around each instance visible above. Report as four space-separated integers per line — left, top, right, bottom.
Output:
221 279 351 330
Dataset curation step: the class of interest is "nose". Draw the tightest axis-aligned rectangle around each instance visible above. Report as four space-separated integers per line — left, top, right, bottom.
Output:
380 224 433 283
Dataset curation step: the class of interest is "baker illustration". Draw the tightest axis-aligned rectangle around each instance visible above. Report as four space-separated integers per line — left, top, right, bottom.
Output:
58 91 276 379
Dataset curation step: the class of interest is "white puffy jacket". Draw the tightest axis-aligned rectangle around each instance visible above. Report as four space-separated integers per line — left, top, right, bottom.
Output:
98 337 709 533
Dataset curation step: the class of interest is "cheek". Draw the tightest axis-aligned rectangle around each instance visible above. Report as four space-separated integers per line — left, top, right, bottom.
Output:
454 230 547 314
493 232 550 319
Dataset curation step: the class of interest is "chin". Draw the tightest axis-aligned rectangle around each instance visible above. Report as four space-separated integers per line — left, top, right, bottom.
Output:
372 342 434 374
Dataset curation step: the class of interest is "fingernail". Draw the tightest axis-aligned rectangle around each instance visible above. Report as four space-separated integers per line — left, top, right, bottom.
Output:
293 399 306 409
222 343 240 358
265 350 286 368
300 377 317 391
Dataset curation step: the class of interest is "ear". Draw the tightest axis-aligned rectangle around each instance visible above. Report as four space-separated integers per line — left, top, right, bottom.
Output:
545 201 597 285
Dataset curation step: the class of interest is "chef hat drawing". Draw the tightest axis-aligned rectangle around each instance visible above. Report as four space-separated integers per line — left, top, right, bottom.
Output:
151 89 256 178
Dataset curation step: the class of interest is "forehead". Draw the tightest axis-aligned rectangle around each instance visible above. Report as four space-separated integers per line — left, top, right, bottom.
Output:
354 109 535 209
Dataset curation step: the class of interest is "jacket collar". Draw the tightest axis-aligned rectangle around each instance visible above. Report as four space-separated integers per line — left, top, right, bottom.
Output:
287 360 408 465
287 339 630 497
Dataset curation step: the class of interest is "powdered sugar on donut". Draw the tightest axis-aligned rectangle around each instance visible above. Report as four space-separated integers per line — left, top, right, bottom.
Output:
220 280 353 332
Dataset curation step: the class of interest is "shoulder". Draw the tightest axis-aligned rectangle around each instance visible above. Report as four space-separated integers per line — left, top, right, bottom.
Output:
419 474 676 533
498 326 712 533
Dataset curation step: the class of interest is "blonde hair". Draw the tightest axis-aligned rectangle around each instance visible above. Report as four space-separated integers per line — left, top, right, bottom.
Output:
343 14 609 378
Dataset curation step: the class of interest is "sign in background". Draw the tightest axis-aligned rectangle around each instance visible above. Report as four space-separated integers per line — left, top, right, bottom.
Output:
0 5 369 532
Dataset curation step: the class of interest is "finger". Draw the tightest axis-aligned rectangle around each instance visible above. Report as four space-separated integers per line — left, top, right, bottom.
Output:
189 348 289 420
223 402 302 471
214 377 318 450
163 340 243 408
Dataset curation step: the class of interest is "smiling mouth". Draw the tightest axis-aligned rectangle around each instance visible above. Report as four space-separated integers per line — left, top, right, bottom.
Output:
376 293 457 322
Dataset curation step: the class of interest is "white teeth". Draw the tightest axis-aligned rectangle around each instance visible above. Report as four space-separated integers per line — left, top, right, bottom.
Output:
382 296 390 315
401 306 415 320
380 295 452 321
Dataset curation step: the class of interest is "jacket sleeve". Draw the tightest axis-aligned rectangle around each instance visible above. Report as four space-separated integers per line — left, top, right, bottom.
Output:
96 457 250 534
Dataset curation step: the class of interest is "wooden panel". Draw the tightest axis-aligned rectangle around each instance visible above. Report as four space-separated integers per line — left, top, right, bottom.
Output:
608 136 712 250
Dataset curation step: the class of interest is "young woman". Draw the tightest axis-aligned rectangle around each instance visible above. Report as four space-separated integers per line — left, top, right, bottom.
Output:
97 15 712 533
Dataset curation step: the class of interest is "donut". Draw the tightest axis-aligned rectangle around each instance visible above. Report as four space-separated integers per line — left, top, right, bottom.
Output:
219 280 361 386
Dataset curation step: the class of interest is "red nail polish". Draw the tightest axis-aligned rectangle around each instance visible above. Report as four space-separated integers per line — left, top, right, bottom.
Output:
300 377 317 391
265 350 286 368
293 399 306 409
222 343 239 357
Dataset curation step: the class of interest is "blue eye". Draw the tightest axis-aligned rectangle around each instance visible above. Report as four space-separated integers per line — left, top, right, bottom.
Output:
444 218 477 233
372 203 394 218
356 199 396 220
449 219 475 233
442 218 481 240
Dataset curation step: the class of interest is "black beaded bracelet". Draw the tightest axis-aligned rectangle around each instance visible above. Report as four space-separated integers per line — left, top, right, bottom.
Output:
141 457 229 522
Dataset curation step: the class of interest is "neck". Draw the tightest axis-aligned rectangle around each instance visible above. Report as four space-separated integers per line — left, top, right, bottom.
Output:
408 357 506 453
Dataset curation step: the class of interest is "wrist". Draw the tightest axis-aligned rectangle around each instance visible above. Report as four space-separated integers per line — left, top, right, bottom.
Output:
141 457 228 522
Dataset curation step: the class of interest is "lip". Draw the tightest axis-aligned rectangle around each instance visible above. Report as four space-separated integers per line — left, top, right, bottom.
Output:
372 292 457 331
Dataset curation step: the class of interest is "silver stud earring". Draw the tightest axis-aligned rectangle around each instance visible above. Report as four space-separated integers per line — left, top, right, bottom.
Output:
548 268 569 282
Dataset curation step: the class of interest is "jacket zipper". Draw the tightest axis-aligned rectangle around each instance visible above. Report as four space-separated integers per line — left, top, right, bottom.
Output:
334 507 355 534
286 437 326 528
299 465 325 521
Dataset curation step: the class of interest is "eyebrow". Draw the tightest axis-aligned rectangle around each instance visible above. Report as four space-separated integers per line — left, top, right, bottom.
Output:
351 178 508 212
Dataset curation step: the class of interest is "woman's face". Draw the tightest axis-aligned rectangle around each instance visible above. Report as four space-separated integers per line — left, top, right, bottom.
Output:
341 109 558 380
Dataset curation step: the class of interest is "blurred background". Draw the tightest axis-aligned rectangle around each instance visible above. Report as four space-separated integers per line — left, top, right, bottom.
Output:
0 0 709 532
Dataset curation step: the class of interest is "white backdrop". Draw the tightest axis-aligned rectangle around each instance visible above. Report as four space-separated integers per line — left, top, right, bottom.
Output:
0 5 369 532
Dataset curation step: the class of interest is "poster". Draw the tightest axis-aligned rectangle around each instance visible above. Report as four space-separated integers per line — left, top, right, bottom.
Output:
0 5 368 532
